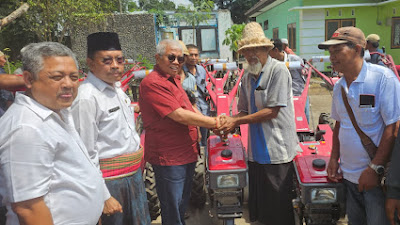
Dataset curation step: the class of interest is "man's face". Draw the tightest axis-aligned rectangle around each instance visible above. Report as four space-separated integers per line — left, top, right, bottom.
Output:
25 56 79 113
186 48 199 66
328 44 359 73
269 48 283 61
156 45 184 77
241 47 268 75
87 50 124 85
0 55 6 67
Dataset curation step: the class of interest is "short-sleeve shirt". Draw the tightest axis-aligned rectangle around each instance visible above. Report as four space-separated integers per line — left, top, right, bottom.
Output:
284 52 305 96
71 72 141 199
0 93 104 225
238 56 299 164
183 64 210 115
331 61 400 184
139 65 198 166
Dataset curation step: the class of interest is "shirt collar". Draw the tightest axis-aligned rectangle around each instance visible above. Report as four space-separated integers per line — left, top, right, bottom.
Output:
154 65 180 81
14 92 64 120
283 52 288 62
86 72 116 92
353 61 368 83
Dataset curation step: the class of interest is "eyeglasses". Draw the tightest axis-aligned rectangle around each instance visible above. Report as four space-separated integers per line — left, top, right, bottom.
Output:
167 54 185 64
101 56 125 65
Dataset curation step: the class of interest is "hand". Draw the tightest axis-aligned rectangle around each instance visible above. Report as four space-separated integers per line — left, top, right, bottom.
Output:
358 167 379 192
103 196 123 216
327 157 342 182
218 115 237 133
386 198 400 225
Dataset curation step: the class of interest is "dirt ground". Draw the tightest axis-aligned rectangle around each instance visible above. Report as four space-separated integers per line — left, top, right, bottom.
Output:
151 79 347 225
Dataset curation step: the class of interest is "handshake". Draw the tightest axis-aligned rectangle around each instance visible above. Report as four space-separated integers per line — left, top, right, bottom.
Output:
213 115 237 137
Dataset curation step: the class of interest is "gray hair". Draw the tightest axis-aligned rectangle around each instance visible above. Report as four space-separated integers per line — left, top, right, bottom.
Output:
21 42 78 79
156 39 183 56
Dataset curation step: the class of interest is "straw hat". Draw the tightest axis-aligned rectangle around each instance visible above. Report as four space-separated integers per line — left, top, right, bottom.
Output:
178 40 189 56
237 22 274 53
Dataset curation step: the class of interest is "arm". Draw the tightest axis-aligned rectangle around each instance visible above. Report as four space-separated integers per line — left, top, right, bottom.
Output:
386 127 400 225
0 74 25 90
218 107 280 133
167 107 217 129
358 122 396 191
70 98 120 214
12 197 53 225
327 121 342 182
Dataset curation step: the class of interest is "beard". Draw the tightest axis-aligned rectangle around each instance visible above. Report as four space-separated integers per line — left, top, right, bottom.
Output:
246 56 263 75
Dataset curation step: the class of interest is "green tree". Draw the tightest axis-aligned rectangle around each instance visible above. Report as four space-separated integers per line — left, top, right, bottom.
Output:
175 1 214 42
222 23 245 61
215 0 258 24
24 0 118 43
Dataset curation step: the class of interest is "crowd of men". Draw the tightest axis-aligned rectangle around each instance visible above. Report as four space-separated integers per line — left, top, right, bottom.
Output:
0 21 399 225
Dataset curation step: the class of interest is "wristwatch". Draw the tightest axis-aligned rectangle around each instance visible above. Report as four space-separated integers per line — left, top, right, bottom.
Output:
369 163 385 175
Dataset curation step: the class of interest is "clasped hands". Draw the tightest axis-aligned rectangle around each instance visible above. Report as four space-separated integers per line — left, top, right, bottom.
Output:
213 115 237 137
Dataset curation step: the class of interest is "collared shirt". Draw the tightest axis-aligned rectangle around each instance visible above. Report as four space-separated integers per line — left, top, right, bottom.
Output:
0 93 104 225
238 56 299 164
71 72 141 198
183 64 210 115
139 65 198 166
284 52 305 96
331 61 400 184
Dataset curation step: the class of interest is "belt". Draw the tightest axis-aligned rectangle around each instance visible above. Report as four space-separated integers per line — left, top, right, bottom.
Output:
99 147 143 180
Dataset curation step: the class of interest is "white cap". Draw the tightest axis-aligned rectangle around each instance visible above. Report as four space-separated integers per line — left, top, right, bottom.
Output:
281 38 289 45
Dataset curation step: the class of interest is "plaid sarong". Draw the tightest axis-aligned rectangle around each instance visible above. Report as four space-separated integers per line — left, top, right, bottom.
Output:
99 147 143 180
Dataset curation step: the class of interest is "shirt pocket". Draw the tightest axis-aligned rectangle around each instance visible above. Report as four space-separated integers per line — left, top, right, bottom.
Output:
254 89 267 110
356 107 379 127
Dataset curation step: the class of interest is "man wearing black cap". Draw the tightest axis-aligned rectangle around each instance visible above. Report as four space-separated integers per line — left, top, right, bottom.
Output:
321 27 400 225
71 32 150 225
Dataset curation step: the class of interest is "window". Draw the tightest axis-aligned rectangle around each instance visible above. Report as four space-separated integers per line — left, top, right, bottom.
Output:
325 19 355 40
178 26 218 53
287 23 296 51
392 17 400 48
264 20 269 31
273 28 279 39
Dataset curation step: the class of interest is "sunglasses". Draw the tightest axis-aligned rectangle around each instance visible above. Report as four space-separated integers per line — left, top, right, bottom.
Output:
167 54 185 64
101 56 125 65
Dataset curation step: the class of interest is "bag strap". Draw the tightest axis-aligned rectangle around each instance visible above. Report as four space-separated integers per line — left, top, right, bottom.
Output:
341 86 376 159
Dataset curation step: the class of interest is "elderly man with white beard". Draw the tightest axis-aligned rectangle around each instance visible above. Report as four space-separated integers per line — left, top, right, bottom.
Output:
217 22 300 225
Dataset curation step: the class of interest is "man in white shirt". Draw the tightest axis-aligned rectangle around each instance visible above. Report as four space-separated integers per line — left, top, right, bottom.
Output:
71 32 150 225
0 42 105 225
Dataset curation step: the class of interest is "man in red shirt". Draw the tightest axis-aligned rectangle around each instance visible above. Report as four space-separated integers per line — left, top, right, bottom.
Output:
139 39 221 225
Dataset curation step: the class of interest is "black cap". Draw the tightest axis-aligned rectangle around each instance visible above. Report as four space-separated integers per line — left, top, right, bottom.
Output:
87 32 122 56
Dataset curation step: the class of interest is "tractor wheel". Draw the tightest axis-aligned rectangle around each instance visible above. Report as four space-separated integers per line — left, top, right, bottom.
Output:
143 162 161 221
190 154 207 208
318 113 335 130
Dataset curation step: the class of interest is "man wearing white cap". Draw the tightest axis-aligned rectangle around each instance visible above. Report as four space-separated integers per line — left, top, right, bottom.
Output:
365 33 384 66
281 38 295 55
320 26 400 225
218 22 299 225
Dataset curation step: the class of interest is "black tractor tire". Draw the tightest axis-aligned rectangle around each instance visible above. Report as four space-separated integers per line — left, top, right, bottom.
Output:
143 162 161 221
318 112 335 130
190 155 207 208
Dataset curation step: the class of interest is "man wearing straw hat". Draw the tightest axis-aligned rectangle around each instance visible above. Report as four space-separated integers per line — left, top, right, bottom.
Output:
71 32 150 225
218 22 299 225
